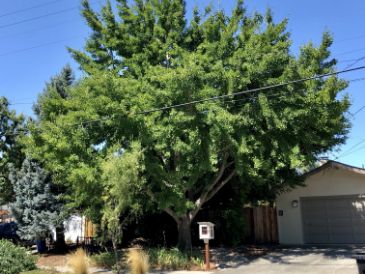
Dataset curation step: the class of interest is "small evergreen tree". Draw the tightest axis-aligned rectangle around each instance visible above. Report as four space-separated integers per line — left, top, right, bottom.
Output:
10 159 61 242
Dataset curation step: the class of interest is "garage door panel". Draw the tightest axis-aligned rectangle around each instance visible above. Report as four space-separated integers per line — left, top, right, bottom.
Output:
352 225 365 233
354 235 365 242
327 209 350 217
302 195 365 244
329 225 353 235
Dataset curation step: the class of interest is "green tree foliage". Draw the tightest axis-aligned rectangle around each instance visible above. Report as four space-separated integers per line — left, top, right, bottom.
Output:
31 65 75 250
100 142 145 273
10 159 62 241
33 64 74 121
0 97 25 204
26 1 350 251
0 239 36 274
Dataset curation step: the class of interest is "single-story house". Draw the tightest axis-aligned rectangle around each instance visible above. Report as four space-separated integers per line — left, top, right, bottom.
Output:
51 215 96 244
277 160 365 245
0 205 94 244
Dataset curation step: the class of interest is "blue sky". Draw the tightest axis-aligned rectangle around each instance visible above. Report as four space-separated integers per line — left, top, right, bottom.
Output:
1 0 365 167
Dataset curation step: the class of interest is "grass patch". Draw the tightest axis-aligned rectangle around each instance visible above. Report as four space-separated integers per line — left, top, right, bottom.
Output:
90 251 122 269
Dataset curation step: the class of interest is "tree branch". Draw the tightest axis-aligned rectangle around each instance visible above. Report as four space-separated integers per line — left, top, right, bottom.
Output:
191 157 235 219
204 169 236 203
164 208 179 223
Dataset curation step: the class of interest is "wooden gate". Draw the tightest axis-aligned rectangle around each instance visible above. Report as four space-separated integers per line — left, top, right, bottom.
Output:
243 206 278 244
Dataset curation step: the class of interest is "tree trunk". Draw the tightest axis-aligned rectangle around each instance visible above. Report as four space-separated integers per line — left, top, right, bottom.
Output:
112 236 120 274
54 225 67 252
177 216 192 253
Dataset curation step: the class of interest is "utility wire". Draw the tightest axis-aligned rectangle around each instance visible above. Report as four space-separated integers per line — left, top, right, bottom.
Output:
9 73 365 107
336 34 365 44
334 103 365 159
0 20 75 40
0 0 60 18
343 56 365 70
335 139 365 160
0 36 79 57
2 66 365 137
0 6 78 29
139 66 365 114
336 47 365 57
352 105 365 117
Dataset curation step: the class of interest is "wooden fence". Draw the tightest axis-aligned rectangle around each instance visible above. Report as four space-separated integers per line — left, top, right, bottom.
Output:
243 206 278 244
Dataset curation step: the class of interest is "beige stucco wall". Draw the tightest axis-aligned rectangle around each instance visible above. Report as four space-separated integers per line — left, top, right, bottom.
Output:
276 166 365 244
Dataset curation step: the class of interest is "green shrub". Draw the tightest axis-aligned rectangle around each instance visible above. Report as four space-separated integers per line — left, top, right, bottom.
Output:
90 251 121 269
0 239 36 274
91 248 204 271
148 248 203 270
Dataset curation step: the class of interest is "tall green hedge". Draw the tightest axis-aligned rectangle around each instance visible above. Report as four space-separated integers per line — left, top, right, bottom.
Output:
0 239 36 274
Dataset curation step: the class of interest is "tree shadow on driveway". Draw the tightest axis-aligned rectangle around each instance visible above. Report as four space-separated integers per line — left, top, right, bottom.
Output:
211 245 364 269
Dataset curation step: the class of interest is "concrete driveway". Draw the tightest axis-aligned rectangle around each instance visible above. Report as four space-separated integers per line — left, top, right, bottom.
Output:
218 246 364 274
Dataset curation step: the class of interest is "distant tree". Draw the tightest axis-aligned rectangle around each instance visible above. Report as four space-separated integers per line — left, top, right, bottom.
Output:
0 97 25 204
33 64 74 121
26 0 350 252
10 159 61 243
31 65 75 250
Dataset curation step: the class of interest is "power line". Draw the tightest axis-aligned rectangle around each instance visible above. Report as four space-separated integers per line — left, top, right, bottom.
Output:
0 20 75 40
0 6 78 29
343 56 365 70
335 139 365 160
352 105 365 117
8 73 365 107
336 47 365 57
0 36 79 57
334 102 365 159
336 34 365 44
2 65 365 137
0 0 60 18
7 72 365 110
139 66 365 114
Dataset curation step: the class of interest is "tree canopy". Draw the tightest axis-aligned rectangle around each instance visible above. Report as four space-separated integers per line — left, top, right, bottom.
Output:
25 0 350 251
0 97 25 204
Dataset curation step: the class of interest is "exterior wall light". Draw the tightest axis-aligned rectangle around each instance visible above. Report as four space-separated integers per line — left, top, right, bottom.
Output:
291 200 299 208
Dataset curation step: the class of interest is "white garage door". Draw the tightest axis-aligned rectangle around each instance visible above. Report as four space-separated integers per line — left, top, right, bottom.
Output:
301 195 365 244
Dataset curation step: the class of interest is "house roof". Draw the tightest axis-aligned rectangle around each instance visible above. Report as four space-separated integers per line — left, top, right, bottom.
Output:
305 160 365 178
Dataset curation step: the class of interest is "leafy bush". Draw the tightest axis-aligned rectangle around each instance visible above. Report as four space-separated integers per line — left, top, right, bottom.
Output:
91 247 203 271
90 251 119 268
148 248 203 270
0 239 36 274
